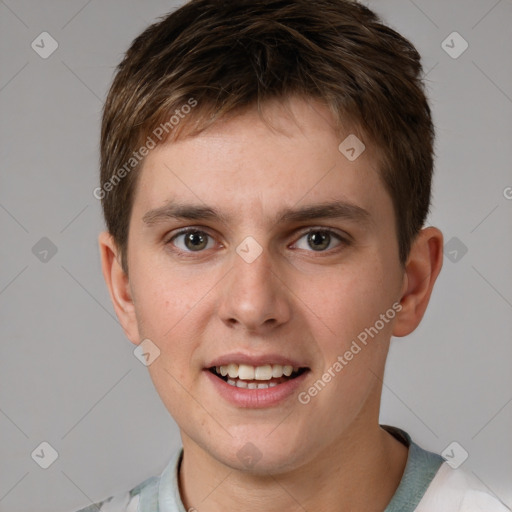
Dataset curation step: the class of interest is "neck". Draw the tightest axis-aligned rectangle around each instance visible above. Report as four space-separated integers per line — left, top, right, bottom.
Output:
178 421 408 512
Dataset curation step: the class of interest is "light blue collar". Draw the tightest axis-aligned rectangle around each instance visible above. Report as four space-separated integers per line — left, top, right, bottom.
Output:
139 449 185 512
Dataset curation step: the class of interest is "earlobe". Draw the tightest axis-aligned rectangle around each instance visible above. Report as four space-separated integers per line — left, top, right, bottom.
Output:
392 227 444 337
98 231 140 345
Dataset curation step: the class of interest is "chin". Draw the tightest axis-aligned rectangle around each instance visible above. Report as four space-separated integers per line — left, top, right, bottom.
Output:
205 433 310 476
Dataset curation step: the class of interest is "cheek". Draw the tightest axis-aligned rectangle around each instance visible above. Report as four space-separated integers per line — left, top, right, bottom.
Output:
131 257 209 337
146 361 194 428
130 261 216 370
297 264 392 340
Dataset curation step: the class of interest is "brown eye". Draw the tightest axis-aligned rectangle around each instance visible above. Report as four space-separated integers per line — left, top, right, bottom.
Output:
293 229 345 252
184 231 208 251
170 230 214 252
307 231 331 251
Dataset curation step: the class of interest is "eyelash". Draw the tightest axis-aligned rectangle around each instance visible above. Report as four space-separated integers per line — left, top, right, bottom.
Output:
165 227 351 256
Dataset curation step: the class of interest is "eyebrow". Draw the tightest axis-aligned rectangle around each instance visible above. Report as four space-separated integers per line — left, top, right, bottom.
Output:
142 200 372 227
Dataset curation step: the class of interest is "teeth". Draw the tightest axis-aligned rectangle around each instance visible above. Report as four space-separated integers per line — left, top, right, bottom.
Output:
283 365 293 376
227 363 238 378
272 364 283 378
226 380 272 389
254 364 273 380
217 363 301 381
238 364 255 380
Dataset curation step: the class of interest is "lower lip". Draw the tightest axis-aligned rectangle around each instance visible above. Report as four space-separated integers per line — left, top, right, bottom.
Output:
204 369 309 408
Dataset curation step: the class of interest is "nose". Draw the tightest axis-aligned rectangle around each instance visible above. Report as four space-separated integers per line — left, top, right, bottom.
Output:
217 248 292 334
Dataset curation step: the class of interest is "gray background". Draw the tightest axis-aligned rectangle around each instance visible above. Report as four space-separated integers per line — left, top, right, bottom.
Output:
0 0 511 510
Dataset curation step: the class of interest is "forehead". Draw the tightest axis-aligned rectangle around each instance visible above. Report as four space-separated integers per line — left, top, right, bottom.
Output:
131 97 391 227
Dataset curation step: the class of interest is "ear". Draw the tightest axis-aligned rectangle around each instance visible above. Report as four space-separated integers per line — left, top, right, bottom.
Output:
98 231 140 345
393 227 444 337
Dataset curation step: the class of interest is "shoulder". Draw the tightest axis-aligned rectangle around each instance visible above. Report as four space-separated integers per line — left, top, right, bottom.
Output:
74 475 159 512
381 426 510 512
417 463 510 511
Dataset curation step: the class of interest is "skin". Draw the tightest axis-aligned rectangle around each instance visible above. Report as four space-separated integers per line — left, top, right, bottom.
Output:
99 96 443 511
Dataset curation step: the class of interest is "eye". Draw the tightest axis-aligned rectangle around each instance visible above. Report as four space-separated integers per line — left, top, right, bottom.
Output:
169 229 215 252
292 229 345 252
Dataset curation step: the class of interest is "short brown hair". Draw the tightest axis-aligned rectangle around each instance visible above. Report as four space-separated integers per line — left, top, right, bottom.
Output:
100 0 434 274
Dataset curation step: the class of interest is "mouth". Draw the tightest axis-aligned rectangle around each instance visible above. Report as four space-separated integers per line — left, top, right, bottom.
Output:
208 363 309 389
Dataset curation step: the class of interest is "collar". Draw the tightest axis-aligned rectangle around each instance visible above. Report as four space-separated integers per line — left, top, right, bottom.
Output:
140 426 443 512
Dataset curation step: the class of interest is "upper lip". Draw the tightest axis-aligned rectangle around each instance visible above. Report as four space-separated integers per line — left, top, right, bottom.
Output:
206 352 309 369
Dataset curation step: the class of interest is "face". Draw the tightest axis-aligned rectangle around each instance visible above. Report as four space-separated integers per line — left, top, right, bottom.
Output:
121 97 406 473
